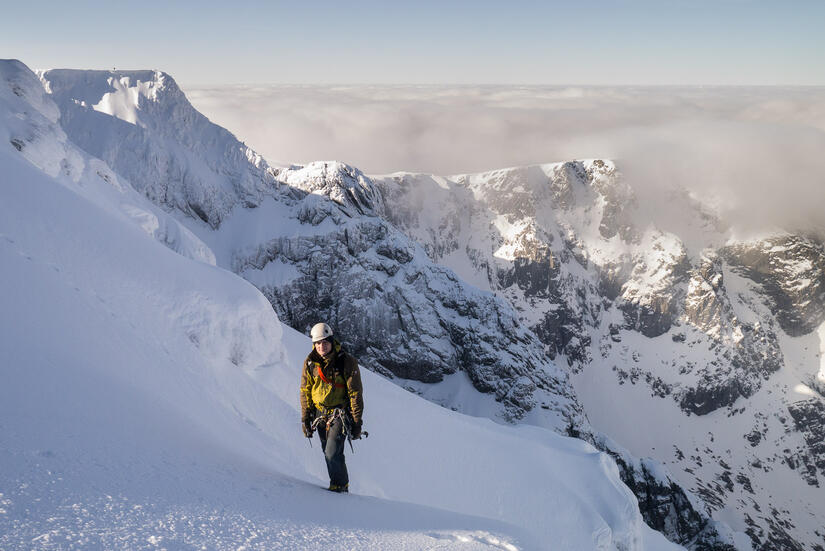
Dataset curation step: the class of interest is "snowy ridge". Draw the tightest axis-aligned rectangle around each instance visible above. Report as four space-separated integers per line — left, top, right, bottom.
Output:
2 60 214 265
275 161 386 217
41 67 280 228
1 59 682 551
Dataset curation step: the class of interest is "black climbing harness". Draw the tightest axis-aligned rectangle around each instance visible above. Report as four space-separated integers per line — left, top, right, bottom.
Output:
308 407 368 452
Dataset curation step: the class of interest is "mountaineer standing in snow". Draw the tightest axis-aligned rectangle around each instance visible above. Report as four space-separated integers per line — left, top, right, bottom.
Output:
300 322 364 493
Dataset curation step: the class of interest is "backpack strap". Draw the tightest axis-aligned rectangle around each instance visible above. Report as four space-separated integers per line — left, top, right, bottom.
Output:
316 364 347 389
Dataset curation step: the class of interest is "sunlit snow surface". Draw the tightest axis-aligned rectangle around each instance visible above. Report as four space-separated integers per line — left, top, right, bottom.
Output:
0 59 681 550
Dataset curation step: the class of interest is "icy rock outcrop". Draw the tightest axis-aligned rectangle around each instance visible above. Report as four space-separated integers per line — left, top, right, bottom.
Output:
274 161 385 217
233 167 583 426
722 235 825 337
787 399 825 487
679 253 783 415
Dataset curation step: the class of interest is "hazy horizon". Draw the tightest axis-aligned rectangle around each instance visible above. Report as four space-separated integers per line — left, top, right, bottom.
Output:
185 82 825 235
4 0 823 233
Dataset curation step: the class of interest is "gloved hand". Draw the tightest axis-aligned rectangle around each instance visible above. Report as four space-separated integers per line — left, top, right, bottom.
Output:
302 418 314 438
350 419 362 439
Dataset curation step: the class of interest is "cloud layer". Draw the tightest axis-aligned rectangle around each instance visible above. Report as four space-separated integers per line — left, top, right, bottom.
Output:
186 84 825 234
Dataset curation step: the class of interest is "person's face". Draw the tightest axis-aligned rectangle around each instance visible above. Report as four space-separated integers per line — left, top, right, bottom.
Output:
314 339 333 357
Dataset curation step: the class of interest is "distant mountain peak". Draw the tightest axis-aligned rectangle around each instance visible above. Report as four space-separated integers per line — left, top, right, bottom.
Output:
38 67 281 229
275 161 385 217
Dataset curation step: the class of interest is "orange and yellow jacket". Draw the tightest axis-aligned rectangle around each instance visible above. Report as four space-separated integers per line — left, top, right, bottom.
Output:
300 341 363 424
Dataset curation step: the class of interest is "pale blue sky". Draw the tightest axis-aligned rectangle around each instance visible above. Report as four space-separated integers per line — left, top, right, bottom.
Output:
3 0 823 87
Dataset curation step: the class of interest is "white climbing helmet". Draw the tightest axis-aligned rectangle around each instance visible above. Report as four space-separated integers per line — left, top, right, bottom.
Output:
311 322 334 343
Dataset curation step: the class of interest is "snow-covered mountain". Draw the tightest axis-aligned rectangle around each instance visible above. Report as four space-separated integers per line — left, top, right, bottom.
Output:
33 65 736 548
9 58 824 550
373 166 825 551
37 67 589 431
32 63 744 550
0 58 687 551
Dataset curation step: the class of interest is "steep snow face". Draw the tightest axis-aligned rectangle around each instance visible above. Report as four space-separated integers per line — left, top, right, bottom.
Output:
41 68 281 228
1 59 686 551
1 60 214 265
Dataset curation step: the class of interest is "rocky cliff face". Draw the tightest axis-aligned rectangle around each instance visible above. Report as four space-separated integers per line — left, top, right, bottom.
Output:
375 162 825 551
35 66 825 551
230 162 583 426
722 235 825 337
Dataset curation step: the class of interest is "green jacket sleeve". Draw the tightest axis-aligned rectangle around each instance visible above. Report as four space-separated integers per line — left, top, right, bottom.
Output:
345 355 364 423
299 357 315 422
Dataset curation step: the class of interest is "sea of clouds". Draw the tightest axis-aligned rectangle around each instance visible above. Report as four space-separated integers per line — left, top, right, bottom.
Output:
187 85 825 234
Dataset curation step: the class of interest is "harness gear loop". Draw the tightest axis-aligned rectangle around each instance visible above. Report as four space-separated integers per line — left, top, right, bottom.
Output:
310 407 364 453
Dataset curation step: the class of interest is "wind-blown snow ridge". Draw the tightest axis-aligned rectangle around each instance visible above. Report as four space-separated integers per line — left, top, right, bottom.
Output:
2 60 214 265
40 67 281 228
1 59 682 551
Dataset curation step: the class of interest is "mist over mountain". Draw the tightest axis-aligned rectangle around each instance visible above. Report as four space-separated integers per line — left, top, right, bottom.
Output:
188 84 825 235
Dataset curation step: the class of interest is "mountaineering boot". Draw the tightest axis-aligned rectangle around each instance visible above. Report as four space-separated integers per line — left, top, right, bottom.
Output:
327 483 349 493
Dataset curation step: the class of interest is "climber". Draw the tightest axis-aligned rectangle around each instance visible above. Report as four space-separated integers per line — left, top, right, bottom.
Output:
299 322 364 493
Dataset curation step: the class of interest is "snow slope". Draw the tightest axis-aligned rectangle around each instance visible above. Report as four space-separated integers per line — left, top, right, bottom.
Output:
0 59 681 551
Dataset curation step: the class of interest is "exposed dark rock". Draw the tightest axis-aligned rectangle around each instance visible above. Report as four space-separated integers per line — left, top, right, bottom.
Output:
496 226 557 298
787 399 825 485
723 236 825 337
532 307 591 365
681 375 756 416
745 429 763 447
598 442 735 551
618 235 690 338
619 293 681 337
678 254 784 415
598 259 633 301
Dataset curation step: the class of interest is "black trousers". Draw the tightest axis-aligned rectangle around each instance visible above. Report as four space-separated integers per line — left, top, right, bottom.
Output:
317 416 348 487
